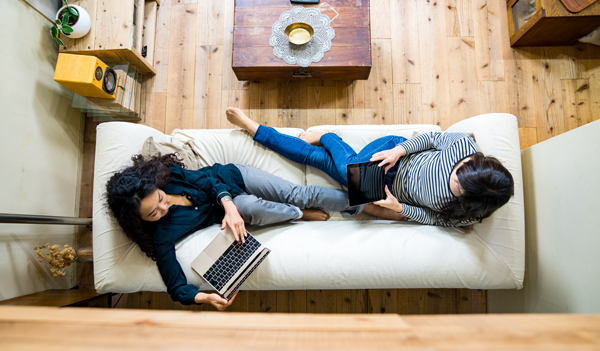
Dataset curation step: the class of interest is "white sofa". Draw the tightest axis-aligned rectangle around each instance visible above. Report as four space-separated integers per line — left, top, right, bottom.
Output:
92 114 525 294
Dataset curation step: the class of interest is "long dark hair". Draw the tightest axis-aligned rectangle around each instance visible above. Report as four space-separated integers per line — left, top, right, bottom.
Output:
105 153 185 260
439 152 514 225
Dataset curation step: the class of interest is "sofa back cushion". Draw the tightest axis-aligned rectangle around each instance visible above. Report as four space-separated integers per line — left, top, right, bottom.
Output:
172 128 306 186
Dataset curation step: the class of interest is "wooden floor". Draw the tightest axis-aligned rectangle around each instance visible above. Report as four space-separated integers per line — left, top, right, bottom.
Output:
77 0 600 313
118 289 485 313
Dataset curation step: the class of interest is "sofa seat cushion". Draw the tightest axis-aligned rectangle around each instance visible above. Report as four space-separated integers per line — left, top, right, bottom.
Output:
102 220 521 294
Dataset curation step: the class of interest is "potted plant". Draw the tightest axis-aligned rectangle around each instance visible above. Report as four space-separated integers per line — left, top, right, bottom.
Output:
51 0 91 46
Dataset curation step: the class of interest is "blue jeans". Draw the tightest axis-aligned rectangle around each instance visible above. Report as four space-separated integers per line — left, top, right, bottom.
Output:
253 126 407 188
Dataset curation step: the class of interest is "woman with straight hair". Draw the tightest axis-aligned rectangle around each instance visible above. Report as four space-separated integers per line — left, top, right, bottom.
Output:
225 107 515 227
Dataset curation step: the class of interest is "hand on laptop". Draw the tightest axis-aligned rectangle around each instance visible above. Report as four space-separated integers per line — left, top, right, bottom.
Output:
221 201 248 244
196 291 239 311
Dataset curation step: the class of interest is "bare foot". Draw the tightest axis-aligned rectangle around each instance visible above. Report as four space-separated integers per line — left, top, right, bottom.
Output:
363 203 408 221
300 208 330 221
299 131 326 146
226 107 260 136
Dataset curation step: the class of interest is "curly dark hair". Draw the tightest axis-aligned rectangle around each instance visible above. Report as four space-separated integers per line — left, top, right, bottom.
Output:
105 153 186 260
438 152 514 225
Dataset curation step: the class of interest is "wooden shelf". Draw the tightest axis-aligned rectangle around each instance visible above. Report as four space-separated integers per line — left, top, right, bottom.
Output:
143 1 158 65
507 0 600 46
0 290 104 307
58 0 159 76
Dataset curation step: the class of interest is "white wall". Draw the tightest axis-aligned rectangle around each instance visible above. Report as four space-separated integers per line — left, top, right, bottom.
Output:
23 0 61 23
0 0 84 300
489 120 600 313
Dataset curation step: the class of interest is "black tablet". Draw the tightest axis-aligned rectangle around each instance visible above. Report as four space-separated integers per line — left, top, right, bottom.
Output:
346 161 386 206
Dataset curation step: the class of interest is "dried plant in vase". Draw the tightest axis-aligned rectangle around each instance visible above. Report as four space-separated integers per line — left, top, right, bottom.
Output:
34 244 76 277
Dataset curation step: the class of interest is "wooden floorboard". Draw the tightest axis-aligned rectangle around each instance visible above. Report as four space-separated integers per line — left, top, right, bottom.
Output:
77 0 600 313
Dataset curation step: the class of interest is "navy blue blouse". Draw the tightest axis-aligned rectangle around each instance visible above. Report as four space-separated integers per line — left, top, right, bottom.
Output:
152 163 246 305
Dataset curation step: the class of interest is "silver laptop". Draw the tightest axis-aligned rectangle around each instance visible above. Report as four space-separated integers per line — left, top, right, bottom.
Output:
191 228 270 300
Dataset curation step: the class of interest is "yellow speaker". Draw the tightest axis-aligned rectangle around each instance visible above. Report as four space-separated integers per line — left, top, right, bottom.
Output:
54 54 119 99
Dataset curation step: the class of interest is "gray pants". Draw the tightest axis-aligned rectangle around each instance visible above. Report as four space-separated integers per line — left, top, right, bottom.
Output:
233 164 360 225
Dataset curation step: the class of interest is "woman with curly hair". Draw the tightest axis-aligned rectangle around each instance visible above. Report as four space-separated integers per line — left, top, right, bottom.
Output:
225 107 515 227
106 153 359 310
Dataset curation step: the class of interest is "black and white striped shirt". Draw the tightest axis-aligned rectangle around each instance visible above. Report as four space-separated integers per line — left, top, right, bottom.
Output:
392 132 479 227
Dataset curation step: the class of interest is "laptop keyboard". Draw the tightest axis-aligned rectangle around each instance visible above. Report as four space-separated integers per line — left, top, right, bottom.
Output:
203 233 261 291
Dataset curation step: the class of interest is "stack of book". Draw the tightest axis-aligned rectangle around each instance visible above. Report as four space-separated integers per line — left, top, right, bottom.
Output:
71 61 146 122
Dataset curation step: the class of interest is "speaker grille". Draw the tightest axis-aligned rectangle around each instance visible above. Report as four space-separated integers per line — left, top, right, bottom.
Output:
102 68 117 94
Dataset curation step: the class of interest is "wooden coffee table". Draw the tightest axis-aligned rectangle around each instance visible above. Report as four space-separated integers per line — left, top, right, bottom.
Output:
232 0 371 81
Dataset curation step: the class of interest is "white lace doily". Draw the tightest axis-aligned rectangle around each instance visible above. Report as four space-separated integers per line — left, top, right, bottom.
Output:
269 6 335 67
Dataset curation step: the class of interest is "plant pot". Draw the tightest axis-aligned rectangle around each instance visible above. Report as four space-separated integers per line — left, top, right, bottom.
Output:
55 4 91 39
